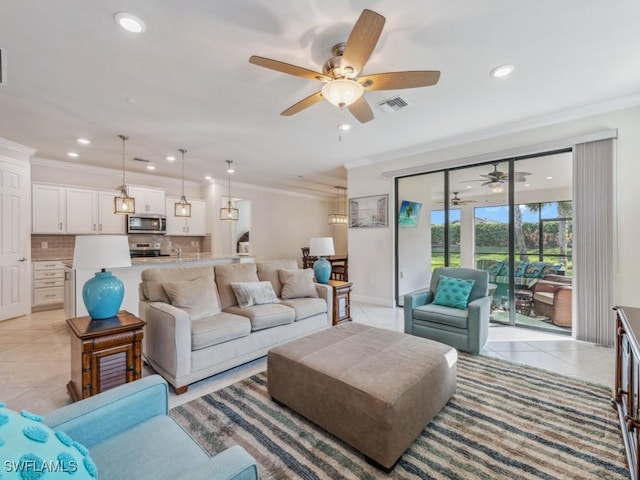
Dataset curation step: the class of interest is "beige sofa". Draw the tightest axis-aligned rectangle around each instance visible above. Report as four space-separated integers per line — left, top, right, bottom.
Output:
138 259 332 393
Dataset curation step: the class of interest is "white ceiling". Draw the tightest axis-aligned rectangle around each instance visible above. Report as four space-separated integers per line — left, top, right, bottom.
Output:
1 1 639 197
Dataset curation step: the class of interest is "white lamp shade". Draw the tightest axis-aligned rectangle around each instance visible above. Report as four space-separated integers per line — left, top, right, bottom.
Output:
309 237 335 257
73 235 132 270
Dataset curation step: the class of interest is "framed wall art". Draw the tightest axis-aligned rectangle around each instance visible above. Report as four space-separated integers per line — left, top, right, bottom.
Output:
349 194 388 228
398 200 423 228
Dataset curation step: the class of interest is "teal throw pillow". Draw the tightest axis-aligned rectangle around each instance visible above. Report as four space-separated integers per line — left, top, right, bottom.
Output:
487 261 504 276
514 261 527 277
433 275 476 310
0 402 97 479
524 262 546 278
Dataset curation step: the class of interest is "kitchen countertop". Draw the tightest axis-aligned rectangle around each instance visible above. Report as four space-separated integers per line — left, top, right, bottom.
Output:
61 253 254 269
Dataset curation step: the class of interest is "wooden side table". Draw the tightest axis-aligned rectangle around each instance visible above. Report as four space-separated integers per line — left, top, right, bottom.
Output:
66 310 145 402
328 280 352 325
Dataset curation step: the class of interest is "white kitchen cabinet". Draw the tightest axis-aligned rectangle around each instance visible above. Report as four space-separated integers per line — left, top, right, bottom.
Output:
65 188 126 234
32 184 66 233
66 188 97 233
129 186 165 214
32 260 65 310
166 197 206 236
98 191 126 233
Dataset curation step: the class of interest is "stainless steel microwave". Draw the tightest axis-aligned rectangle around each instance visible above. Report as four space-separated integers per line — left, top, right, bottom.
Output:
127 214 167 234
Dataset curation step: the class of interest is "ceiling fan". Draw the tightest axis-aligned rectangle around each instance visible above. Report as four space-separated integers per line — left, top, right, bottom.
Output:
463 163 531 188
248 9 440 123
438 192 478 206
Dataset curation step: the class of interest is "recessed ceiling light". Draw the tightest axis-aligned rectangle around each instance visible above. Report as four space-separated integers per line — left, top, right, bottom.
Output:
67 152 79 158
204 175 212 180
114 12 146 33
546 176 553 180
524 183 530 187
147 165 156 170
77 138 91 145
166 156 176 162
490 64 515 78
466 185 472 189
338 124 351 131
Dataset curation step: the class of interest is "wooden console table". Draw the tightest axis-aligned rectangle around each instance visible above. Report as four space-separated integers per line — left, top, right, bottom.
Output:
66 310 145 402
328 280 352 325
612 305 640 480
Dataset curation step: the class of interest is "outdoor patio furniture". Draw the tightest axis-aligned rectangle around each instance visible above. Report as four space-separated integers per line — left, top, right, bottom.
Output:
532 275 573 327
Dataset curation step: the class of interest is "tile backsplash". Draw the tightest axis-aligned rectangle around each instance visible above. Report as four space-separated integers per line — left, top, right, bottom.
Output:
31 234 211 261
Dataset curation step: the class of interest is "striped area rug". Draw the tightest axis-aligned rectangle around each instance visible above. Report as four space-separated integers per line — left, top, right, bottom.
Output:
171 354 628 479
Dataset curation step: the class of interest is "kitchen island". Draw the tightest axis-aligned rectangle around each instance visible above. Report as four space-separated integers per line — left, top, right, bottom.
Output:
64 254 254 318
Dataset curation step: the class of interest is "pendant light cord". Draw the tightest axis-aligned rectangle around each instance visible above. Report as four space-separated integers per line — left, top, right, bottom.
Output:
179 148 187 196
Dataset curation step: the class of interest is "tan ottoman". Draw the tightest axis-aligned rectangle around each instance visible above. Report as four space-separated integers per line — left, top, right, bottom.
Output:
267 322 457 471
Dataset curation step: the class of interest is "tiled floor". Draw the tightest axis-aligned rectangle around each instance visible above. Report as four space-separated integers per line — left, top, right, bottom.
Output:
0 303 615 414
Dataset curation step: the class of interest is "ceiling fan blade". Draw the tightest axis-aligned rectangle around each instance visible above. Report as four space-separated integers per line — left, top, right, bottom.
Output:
461 179 485 183
341 9 385 75
347 96 374 123
359 71 441 90
249 56 329 82
281 91 324 116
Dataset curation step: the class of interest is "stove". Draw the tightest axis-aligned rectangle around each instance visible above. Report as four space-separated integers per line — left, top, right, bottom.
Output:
129 242 161 258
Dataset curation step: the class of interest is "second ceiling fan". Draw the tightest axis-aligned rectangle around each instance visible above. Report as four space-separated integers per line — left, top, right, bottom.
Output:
249 9 440 123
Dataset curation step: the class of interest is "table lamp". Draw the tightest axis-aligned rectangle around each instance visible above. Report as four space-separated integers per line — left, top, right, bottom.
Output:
73 235 131 320
309 237 335 284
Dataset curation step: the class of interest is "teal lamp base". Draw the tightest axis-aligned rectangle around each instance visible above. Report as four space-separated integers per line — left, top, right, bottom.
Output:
313 257 332 284
82 270 125 320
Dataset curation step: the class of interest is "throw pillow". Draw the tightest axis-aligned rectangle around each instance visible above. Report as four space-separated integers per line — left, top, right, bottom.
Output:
278 269 319 299
524 262 546 278
162 276 220 320
433 275 475 310
0 402 97 478
487 260 504 276
231 281 280 308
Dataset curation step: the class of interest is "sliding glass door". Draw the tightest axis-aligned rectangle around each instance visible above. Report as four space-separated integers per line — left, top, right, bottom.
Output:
396 150 573 334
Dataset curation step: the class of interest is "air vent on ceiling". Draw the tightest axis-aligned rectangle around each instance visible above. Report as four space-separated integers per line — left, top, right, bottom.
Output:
0 48 6 86
133 157 150 163
377 96 409 113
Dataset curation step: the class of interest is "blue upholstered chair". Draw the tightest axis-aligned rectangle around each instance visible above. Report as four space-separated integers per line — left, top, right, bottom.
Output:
404 267 491 354
44 375 259 480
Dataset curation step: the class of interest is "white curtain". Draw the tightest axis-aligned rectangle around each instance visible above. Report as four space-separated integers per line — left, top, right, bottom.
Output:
573 138 615 346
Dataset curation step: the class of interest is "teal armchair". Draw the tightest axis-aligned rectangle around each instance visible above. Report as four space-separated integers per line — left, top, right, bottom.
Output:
404 267 491 354
45 375 259 480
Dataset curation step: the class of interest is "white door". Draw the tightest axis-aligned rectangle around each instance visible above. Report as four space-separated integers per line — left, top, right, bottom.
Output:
0 158 30 321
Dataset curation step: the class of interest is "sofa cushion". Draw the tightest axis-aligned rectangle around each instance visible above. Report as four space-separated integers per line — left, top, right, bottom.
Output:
162 276 220 320
413 303 469 329
487 260 504 276
141 266 215 303
214 263 259 309
533 291 554 306
257 259 298 297
225 304 295 331
498 261 527 277
280 297 327 321
191 312 251 350
231 281 280 308
278 268 319 299
433 276 475 310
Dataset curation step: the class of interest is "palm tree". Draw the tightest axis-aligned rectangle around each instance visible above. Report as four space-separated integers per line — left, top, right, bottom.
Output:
515 201 572 265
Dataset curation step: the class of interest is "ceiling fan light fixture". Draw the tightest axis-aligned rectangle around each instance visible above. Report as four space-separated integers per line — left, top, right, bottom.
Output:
321 79 364 108
488 182 504 193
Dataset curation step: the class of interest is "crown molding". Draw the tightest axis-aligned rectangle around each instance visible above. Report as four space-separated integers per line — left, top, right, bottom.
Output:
0 137 37 156
345 92 640 170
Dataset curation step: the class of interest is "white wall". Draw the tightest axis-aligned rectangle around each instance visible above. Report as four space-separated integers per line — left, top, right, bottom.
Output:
203 181 338 263
347 105 640 308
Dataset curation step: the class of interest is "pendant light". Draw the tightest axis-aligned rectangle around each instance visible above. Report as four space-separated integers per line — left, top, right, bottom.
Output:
220 160 239 221
174 148 191 217
114 135 135 214
328 186 348 225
